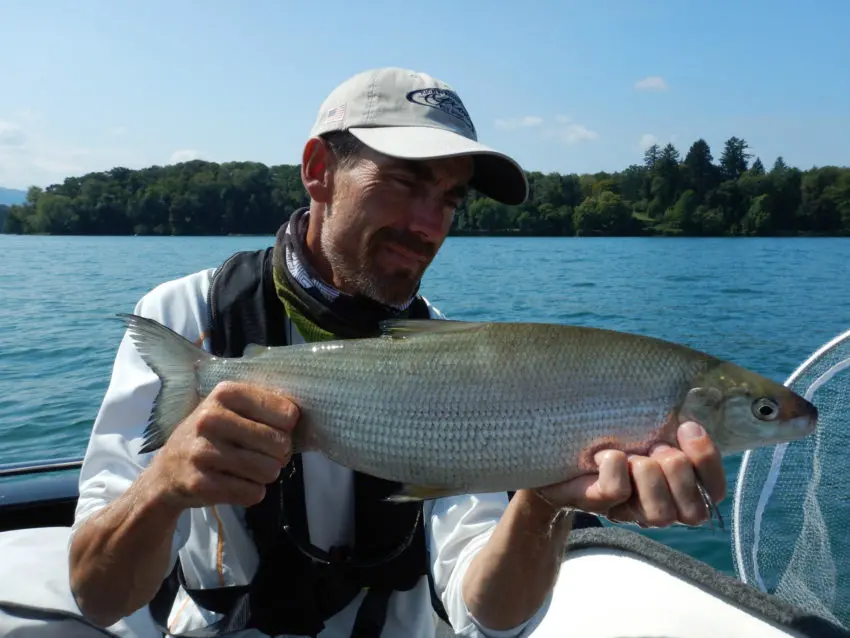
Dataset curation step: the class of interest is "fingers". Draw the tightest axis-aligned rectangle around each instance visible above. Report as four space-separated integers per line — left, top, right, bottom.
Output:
610 421 726 528
196 437 284 486
152 381 299 511
182 468 267 508
211 381 300 434
541 420 727 529
584 450 633 508
676 421 726 506
192 402 292 465
538 450 631 512
648 443 707 526
626 452 679 527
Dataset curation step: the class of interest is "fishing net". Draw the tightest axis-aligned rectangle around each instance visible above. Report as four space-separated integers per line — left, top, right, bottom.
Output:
732 327 850 630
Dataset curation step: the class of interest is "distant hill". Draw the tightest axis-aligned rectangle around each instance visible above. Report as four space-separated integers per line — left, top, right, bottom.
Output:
0 187 26 206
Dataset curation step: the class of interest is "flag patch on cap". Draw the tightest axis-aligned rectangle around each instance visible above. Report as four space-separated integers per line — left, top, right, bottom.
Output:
325 104 346 123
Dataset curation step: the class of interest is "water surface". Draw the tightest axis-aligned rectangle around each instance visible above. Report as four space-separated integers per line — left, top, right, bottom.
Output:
2 234 848 575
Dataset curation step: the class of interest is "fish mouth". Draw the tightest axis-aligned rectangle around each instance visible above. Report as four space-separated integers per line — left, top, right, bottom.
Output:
789 411 818 438
781 393 818 437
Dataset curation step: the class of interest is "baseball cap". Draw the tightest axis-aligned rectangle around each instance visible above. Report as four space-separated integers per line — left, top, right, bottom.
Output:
309 67 529 206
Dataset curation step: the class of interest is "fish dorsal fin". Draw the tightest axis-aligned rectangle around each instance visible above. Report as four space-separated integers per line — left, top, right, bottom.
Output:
378 318 484 339
243 343 271 358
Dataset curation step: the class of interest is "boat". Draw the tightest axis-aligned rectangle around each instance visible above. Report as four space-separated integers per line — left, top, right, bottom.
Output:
1 457 848 638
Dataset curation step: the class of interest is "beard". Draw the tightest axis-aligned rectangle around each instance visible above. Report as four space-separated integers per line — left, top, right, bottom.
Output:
321 220 437 307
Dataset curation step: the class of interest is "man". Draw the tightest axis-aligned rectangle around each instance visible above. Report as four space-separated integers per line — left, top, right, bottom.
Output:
68 67 726 638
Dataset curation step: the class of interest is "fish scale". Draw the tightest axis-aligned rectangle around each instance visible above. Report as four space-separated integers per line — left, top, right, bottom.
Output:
121 313 818 504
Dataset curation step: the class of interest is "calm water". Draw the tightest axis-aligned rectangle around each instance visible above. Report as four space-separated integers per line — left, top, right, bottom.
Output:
2 233 849 576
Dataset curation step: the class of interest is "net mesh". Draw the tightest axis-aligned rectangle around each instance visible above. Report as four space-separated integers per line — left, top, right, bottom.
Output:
732 327 850 630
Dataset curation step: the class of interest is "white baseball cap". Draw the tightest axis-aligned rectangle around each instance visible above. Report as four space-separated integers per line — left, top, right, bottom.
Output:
310 67 529 206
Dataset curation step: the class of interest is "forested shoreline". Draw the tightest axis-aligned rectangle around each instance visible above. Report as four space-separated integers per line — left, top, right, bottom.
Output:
3 136 849 237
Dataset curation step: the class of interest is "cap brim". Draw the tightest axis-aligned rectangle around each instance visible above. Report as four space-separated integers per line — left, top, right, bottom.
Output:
348 126 529 206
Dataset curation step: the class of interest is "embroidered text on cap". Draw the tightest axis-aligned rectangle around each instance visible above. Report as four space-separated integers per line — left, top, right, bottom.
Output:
406 89 476 136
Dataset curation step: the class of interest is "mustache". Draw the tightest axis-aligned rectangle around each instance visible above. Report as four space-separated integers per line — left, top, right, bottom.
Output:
371 227 437 261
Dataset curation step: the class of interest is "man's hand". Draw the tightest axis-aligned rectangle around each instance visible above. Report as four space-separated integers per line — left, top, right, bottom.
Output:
147 380 299 512
459 420 726 633
535 420 727 527
70 381 299 628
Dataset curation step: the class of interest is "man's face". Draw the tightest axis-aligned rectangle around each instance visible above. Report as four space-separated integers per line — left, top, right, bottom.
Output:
319 143 472 307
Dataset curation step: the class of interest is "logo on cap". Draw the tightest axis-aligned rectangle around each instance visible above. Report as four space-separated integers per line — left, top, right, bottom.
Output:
406 88 476 135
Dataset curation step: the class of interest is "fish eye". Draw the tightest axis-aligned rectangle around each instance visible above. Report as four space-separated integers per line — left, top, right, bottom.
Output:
752 397 780 421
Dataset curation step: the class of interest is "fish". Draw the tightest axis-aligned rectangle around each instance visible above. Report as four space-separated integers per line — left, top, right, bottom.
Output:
117 313 818 527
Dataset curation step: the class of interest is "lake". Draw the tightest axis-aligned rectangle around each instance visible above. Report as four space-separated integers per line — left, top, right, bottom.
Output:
2 233 849 578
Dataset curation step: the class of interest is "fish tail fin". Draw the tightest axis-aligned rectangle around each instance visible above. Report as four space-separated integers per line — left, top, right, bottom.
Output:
117 313 211 454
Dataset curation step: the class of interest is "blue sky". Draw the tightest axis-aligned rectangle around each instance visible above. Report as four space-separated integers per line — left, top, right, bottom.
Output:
1 0 847 190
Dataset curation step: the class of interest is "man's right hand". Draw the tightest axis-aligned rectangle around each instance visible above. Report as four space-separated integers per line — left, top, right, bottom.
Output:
147 380 299 511
69 381 299 628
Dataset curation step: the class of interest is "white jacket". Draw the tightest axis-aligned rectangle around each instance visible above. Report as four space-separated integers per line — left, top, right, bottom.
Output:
71 267 552 638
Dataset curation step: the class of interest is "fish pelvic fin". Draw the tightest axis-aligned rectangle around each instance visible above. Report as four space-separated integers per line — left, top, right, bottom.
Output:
243 343 272 358
378 318 485 339
384 483 467 503
116 313 211 455
289 420 321 456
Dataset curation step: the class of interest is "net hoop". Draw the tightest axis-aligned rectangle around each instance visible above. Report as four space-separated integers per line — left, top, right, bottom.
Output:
732 326 850 592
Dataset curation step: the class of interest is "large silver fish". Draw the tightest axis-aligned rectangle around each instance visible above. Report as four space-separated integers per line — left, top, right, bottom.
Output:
119 314 817 512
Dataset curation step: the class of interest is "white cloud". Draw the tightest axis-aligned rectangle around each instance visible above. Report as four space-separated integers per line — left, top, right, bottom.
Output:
545 123 599 145
169 149 202 164
0 114 138 189
495 114 598 146
637 133 678 154
634 76 669 91
638 133 658 150
0 121 26 148
546 115 599 144
494 116 544 130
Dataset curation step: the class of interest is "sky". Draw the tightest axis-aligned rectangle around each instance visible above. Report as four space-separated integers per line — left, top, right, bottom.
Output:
0 0 848 190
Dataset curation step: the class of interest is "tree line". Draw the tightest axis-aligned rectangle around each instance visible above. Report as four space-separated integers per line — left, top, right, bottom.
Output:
3 136 849 237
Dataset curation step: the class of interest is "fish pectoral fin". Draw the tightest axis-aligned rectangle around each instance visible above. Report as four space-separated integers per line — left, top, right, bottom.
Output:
242 343 272 358
384 483 467 502
685 386 723 408
679 386 724 425
378 318 485 340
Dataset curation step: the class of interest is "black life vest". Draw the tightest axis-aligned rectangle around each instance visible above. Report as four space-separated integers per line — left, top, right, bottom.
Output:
148 246 602 637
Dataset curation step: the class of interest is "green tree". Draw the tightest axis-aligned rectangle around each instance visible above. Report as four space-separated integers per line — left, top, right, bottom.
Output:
749 158 765 176
720 136 751 181
741 194 774 236
682 139 720 197
573 191 635 236
664 190 699 235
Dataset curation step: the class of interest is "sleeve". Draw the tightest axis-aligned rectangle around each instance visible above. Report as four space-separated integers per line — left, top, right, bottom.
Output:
69 272 212 575
424 494 553 638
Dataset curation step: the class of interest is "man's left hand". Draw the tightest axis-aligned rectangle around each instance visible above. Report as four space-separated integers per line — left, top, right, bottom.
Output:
533 420 727 528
